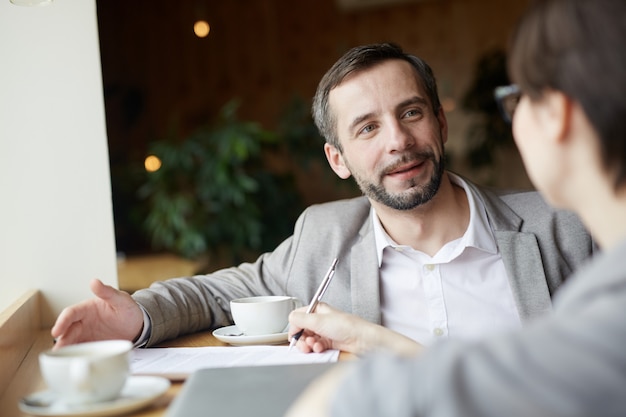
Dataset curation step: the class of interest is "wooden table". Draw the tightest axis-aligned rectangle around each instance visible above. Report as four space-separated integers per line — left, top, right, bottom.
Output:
3 327 352 417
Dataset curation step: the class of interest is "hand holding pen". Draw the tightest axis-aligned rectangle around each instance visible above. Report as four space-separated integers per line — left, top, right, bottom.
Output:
288 258 338 351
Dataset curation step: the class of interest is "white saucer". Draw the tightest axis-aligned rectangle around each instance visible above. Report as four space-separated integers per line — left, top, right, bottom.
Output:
212 325 288 346
19 375 170 417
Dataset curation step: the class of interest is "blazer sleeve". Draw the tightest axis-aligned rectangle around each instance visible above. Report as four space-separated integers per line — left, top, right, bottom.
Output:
131 197 371 346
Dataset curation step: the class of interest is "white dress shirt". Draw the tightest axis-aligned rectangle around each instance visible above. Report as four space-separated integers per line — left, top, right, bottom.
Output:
375 174 521 345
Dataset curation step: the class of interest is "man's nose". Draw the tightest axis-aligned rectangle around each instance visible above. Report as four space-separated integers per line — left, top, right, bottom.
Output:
386 120 415 152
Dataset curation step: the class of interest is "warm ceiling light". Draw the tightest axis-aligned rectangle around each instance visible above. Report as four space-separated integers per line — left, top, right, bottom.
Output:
193 20 210 38
144 155 162 172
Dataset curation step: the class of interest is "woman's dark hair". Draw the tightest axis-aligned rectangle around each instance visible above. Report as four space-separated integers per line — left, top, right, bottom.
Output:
509 0 626 188
312 43 441 151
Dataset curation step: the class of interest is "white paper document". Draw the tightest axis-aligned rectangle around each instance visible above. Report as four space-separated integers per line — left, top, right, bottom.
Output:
131 346 339 380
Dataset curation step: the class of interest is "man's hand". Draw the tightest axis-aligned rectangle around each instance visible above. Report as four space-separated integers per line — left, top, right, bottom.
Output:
51 279 144 348
288 303 422 356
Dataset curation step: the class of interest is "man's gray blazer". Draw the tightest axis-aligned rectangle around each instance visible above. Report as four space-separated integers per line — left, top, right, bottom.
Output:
133 179 594 347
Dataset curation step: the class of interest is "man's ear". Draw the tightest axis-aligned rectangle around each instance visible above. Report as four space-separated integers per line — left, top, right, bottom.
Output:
541 90 572 145
436 107 449 145
324 143 352 179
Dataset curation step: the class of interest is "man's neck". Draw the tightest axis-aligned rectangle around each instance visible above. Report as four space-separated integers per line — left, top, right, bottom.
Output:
371 172 470 257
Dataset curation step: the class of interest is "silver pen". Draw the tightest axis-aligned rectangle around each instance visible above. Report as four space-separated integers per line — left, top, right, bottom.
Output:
288 257 338 350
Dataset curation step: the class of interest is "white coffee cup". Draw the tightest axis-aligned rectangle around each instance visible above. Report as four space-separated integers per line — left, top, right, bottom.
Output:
39 339 133 405
230 296 301 336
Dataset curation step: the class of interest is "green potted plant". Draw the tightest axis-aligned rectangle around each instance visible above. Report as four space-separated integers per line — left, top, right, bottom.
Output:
138 100 302 266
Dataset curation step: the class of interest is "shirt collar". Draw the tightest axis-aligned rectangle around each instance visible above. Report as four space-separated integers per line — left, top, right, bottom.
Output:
372 173 497 266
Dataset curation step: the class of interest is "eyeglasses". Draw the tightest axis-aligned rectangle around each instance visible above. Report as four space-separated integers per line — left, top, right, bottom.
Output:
494 84 521 124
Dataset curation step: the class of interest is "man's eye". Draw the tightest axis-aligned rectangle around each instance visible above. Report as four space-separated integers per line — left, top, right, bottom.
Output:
359 124 375 135
403 109 421 118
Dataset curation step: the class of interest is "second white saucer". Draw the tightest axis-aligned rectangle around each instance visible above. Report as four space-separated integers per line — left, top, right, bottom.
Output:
19 375 170 417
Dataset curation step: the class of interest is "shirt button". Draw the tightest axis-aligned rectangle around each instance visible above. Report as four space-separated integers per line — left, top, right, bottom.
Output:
424 264 435 272
433 328 444 336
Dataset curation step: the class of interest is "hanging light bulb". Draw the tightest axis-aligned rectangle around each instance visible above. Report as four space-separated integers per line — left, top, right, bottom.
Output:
193 20 210 38
144 155 162 172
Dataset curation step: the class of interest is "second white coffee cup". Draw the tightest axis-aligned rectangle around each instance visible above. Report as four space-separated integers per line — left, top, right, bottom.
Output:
230 295 301 336
39 339 132 405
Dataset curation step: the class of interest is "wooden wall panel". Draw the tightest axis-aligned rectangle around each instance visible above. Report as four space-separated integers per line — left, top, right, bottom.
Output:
97 0 530 150
0 290 40 400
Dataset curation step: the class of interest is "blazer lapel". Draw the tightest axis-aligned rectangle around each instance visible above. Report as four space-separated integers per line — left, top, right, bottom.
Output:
469 180 553 322
349 216 382 324
495 231 552 321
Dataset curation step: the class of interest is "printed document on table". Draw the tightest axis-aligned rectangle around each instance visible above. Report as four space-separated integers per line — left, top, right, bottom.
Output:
131 346 340 380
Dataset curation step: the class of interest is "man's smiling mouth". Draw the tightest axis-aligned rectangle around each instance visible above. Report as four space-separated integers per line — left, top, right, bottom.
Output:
386 161 423 176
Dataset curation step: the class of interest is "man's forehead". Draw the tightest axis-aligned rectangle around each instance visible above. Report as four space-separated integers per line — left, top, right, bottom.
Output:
334 59 415 88
328 60 430 115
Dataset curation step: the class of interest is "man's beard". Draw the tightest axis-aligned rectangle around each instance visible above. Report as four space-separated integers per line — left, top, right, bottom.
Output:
351 151 444 211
